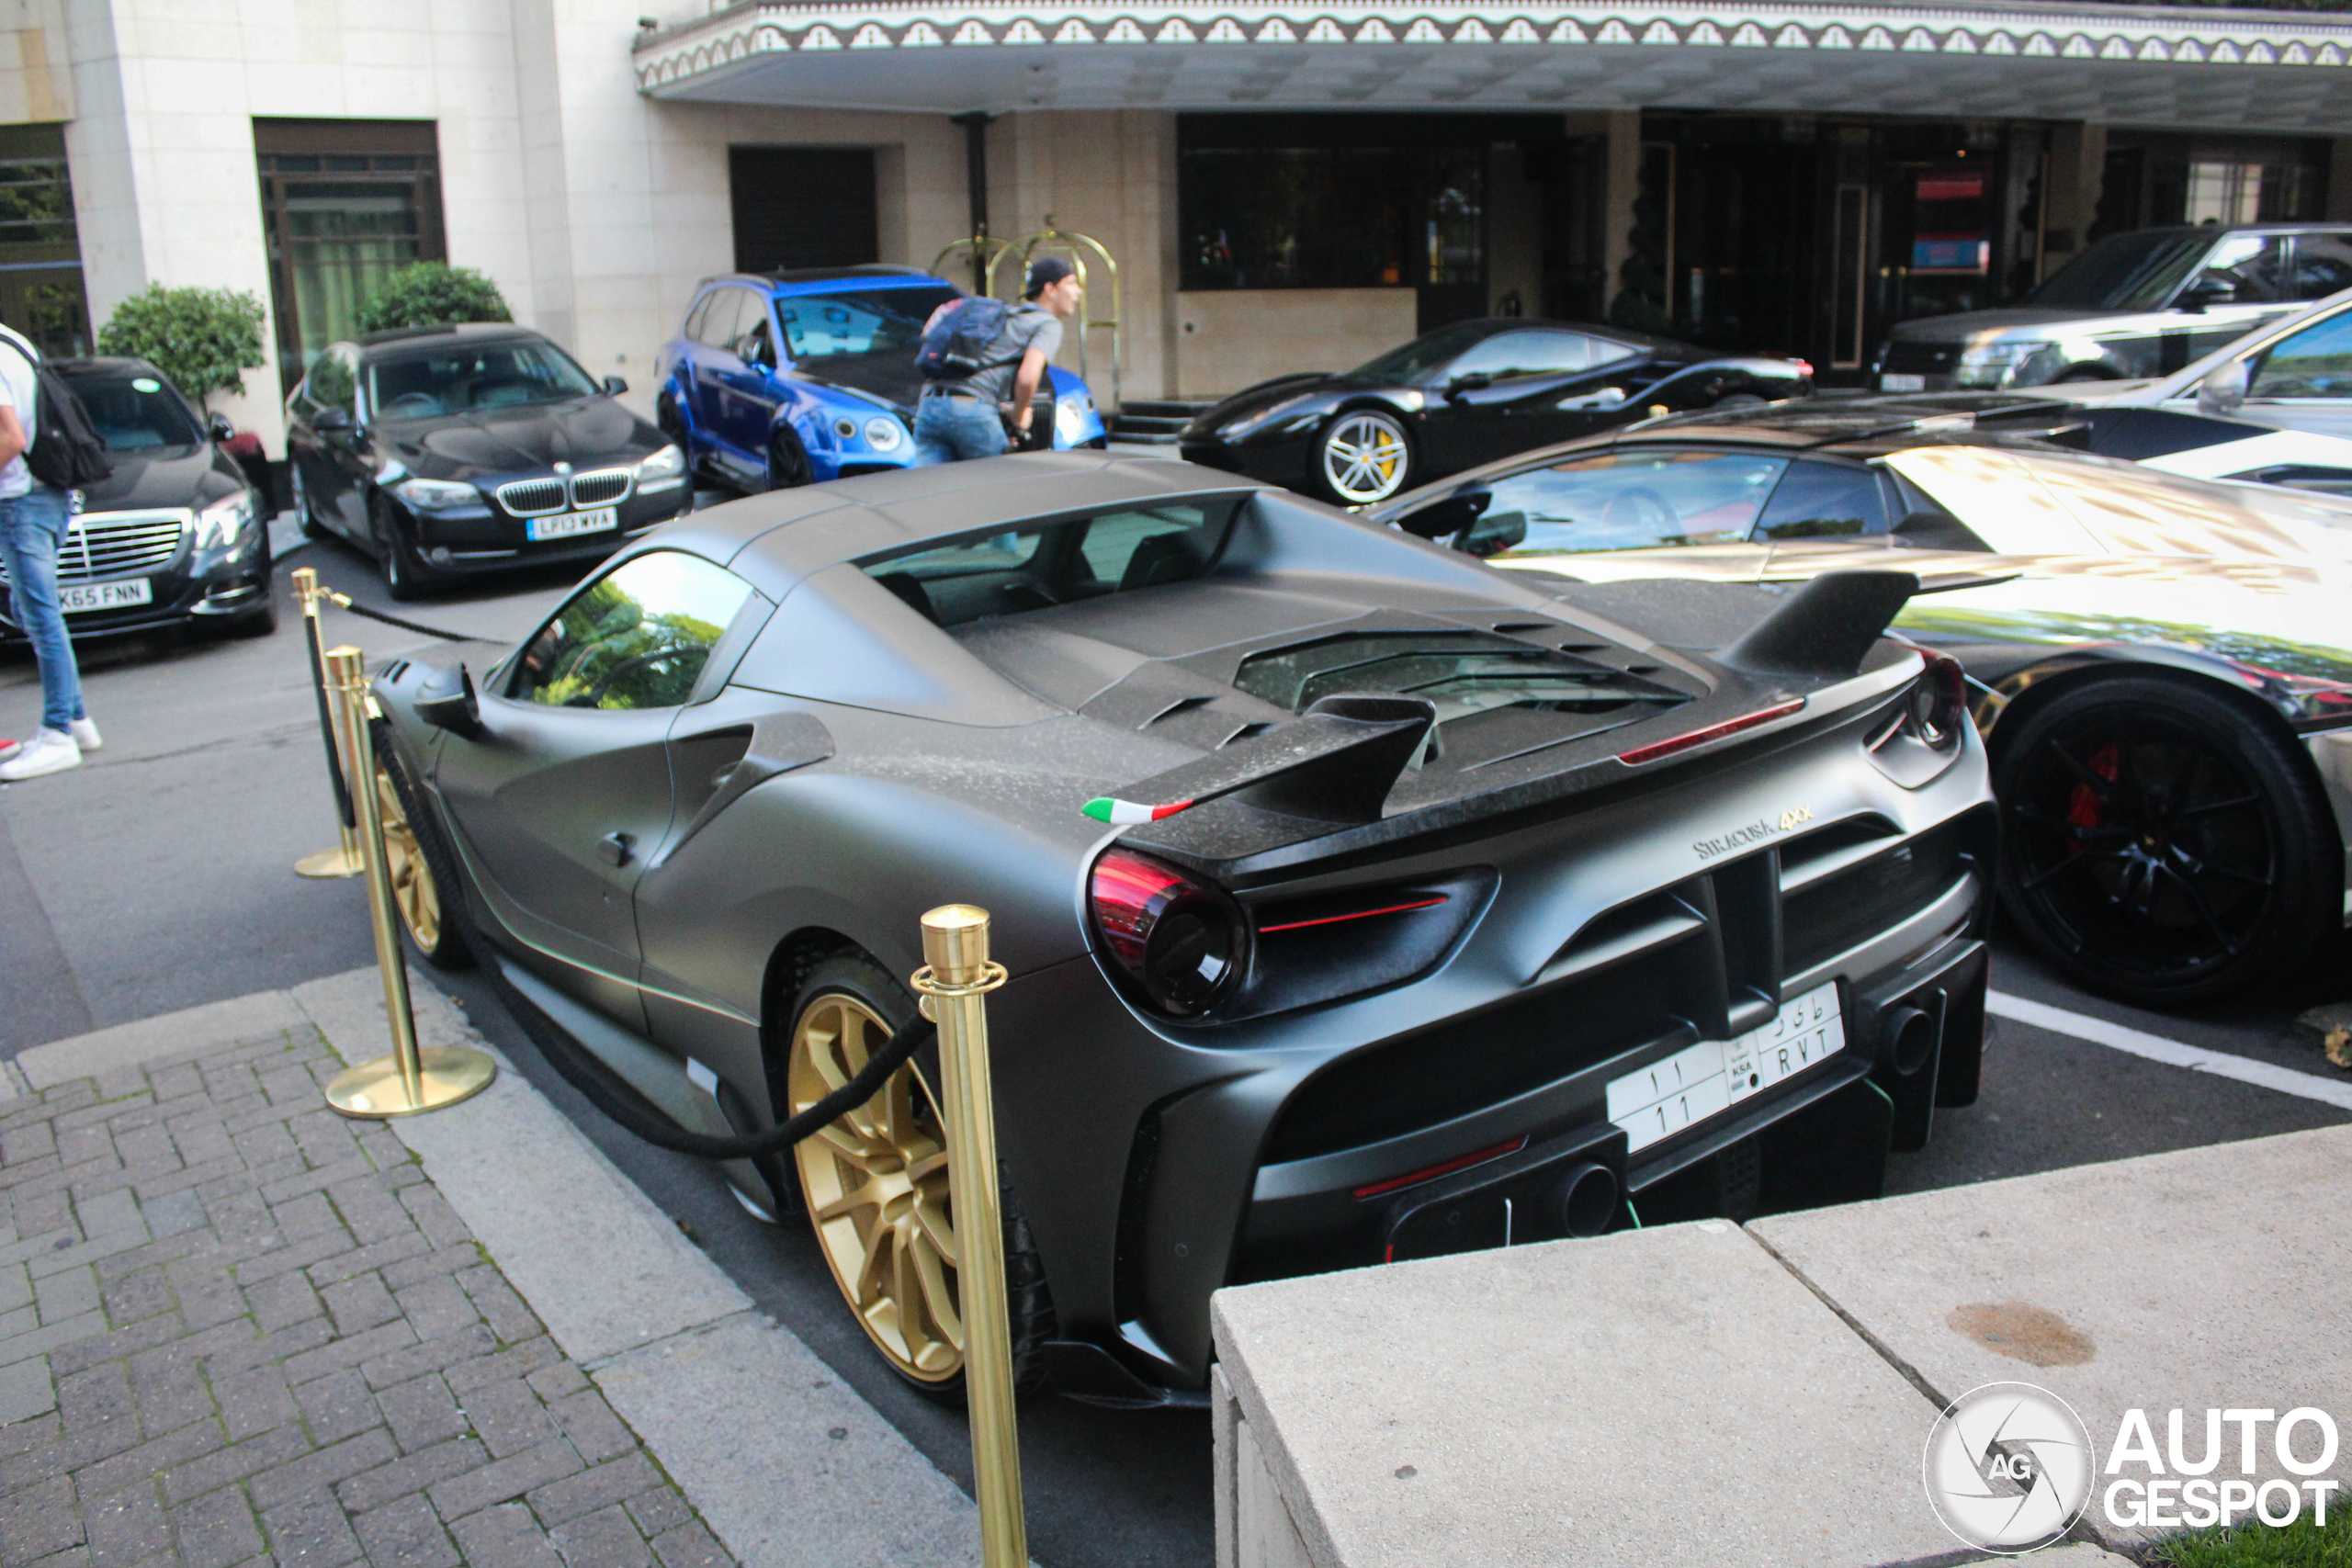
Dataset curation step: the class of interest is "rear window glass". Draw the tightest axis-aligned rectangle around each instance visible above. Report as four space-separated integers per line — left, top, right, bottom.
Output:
862 498 1244 627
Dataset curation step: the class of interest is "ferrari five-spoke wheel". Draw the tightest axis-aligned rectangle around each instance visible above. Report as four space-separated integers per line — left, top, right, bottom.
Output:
368 729 473 971
1316 411 1412 505
783 954 1054 1402
1996 676 2335 1007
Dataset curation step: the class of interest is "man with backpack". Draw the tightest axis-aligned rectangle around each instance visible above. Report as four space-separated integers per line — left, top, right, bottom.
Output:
911 256 1083 466
0 319 110 782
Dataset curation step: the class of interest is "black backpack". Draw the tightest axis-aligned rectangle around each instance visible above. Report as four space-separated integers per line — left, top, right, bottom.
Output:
915 297 1017 382
0 333 112 489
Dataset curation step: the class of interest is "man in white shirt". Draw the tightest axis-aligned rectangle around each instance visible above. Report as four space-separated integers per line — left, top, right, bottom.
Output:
0 321 98 781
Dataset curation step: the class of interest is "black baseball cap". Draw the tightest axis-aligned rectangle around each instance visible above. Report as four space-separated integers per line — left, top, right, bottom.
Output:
1023 255 1075 298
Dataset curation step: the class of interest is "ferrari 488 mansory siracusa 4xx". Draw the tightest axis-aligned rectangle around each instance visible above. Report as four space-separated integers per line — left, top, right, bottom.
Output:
367 453 1994 1404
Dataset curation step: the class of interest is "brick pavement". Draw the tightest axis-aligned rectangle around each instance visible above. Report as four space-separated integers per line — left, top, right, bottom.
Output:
0 1026 736 1568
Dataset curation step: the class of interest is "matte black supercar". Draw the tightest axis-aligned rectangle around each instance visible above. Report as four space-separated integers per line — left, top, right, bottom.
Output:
368 453 1993 1404
1179 318 1812 506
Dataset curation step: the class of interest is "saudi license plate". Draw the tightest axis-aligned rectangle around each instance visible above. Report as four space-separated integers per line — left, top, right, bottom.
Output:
1880 373 1927 391
59 579 153 614
1607 981 1846 1154
526 507 616 542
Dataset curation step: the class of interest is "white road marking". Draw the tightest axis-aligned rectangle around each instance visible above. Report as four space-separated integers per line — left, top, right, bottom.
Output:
1988 991 2352 1112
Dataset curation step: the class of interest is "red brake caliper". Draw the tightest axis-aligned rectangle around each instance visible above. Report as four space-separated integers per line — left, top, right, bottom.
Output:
2063 742 2120 852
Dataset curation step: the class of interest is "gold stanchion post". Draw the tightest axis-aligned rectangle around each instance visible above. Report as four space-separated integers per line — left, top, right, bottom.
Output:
293 566 366 879
322 644 497 1120
911 906 1025 1568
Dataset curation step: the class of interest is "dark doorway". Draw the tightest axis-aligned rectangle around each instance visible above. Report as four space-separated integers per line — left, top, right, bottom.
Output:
0 122 89 357
254 118 446 391
728 147 877 275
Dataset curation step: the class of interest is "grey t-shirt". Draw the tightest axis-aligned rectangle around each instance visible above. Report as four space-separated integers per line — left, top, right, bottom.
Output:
961 304 1062 404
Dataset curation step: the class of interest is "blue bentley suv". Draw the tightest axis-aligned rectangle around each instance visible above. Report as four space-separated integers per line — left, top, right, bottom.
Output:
654 264 1108 491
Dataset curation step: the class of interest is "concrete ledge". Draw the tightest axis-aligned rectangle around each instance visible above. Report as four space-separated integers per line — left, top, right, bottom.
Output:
15 986 307 1087
1212 1218 1962 1568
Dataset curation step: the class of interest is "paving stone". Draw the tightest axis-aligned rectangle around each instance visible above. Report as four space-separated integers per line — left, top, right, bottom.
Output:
154 1422 309 1507
378 1248 481 1295
457 1272 541 1349
376 1375 467 1454
260 1489 363 1568
618 1492 688 1541
55 1362 134 1431
394 1190 469 1252
140 1191 206 1241
0 1263 30 1315
360 1325 497 1392
333 1438 485 1516
277 1321 416 1390
33 1266 99 1325
448 1505 562 1568
245 1270 322 1334
465 1380 558 1461
203 1317 335 1383
319 1275 401 1338
441 1337 559 1396
270 1195 344 1245
0 1473 85 1565
98 1268 172 1329
426 1440 583 1523
303 1235 427 1291
0 1356 56 1424
212 1366 299 1441
524 1456 660 1529
349 1494 458 1568
170 1483 263 1568
130 1353 215 1437
647 1521 729 1568
245 1428 400 1513
325 1183 413 1250
546 1394 632 1467
295 1371 383 1448
0 1311 107 1367
390 1279 476 1345
522 1364 587 1404
548 1506 649 1568
81 1482 170 1566
46 1416 213 1498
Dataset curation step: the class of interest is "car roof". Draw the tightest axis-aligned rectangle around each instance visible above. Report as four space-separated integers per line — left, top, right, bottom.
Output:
2106 222 2352 240
699 266 954 299
356 321 544 352
52 355 164 379
637 452 1271 602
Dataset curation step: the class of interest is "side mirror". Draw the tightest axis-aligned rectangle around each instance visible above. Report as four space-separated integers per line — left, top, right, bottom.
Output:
1395 491 1489 540
416 664 487 739
2178 274 2235 313
1565 386 1630 412
1445 371 1494 400
603 375 629 396
207 412 235 444
2198 357 2251 416
314 406 354 434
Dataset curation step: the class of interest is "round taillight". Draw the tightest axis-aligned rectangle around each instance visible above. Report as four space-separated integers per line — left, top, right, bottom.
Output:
1089 849 1247 1016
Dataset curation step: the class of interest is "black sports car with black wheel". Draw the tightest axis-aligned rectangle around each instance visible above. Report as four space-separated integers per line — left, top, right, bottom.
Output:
285 323 692 600
1179 318 1812 506
0 356 272 643
1369 399 2352 1008
364 452 1992 1404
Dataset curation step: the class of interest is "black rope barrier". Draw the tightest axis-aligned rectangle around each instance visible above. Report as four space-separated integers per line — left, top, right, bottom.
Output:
320 591 479 643
305 621 358 831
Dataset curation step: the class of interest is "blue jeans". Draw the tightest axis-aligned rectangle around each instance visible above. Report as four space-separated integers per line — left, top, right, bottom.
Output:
0 484 85 732
912 394 1009 466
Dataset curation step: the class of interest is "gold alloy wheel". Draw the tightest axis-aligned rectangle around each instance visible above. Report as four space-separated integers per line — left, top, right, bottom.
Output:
1320 411 1411 504
788 992 963 1382
373 762 442 954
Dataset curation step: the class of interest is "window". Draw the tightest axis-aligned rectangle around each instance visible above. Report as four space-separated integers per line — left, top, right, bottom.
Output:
2290 233 2352 301
512 552 753 711
2196 233 2288 305
1460 451 1791 558
1752 461 1892 540
2249 312 2352 400
696 288 753 353
254 120 446 391
55 371 200 451
2026 231 2213 311
368 336 602 419
305 347 357 413
681 293 715 345
728 296 773 362
773 288 958 370
0 123 89 358
1446 331 1612 380
863 499 1244 627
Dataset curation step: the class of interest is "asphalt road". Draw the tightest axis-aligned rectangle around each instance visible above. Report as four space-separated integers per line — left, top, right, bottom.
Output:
5 506 2347 1568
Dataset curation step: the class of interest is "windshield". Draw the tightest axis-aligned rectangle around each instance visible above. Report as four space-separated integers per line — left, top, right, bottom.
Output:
1349 322 1498 383
62 372 201 451
774 287 959 369
367 338 602 419
2025 231 2213 311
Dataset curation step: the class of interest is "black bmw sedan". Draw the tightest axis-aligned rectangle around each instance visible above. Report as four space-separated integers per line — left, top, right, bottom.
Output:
1179 318 1813 506
0 356 272 643
285 323 691 599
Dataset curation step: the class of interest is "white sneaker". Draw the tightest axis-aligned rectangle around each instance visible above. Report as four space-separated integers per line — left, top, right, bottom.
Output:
68 716 99 752
0 728 80 780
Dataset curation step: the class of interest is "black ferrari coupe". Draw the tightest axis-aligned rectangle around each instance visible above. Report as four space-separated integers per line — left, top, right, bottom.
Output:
368 453 1992 1404
1179 318 1812 506
285 323 693 600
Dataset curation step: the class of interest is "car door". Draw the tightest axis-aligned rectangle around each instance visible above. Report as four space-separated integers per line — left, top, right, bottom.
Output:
689 288 755 475
1417 330 1607 473
2235 307 2352 439
2178 232 2297 359
719 303 783 463
298 345 370 540
431 549 757 1029
1394 446 1791 581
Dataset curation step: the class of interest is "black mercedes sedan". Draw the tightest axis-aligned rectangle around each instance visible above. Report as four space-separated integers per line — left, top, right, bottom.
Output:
1179 319 1813 506
0 356 272 643
285 323 691 600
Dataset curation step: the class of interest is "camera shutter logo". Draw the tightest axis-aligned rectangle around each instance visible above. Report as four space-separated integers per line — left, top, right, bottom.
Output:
1922 1382 2095 1552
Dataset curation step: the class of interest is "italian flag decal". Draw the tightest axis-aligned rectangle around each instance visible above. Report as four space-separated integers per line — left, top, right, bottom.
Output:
1082 796 1194 826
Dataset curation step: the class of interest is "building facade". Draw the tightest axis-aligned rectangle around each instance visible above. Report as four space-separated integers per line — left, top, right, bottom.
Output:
7 0 2352 455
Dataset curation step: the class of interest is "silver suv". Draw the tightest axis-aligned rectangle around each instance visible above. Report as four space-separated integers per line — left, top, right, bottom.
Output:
1875 224 2352 392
